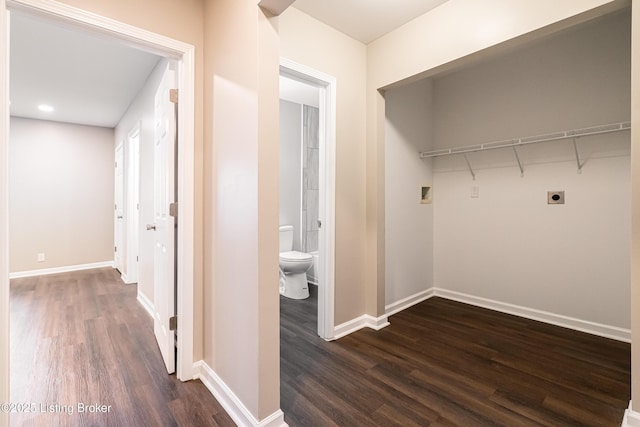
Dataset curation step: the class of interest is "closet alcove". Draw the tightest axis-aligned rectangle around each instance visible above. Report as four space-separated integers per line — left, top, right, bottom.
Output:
384 7 631 339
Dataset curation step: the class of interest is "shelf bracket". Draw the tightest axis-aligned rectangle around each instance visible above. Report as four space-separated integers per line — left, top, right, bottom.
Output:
512 146 524 177
463 154 476 180
572 137 583 174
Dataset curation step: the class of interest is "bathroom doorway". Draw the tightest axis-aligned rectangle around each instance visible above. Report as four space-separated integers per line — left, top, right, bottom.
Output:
279 59 336 340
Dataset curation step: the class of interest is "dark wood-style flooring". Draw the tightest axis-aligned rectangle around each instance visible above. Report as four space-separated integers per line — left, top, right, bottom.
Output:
280 287 631 426
10 268 631 426
10 268 235 427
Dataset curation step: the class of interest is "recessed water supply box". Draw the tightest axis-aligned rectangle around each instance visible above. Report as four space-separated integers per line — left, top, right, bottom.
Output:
421 185 432 204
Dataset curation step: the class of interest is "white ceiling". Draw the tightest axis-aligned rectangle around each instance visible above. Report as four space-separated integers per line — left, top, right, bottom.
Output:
293 0 449 44
9 2 449 128
10 12 161 128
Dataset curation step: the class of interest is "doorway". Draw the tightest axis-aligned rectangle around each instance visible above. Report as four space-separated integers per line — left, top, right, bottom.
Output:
123 124 141 285
115 142 126 274
0 1 197 415
279 59 336 340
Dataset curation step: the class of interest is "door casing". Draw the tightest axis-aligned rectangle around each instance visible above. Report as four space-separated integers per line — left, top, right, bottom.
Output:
124 124 141 285
0 3 197 420
280 58 337 340
114 142 125 273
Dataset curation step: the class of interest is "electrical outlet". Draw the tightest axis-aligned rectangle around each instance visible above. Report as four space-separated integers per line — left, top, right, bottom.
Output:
547 191 565 204
37 253 45 262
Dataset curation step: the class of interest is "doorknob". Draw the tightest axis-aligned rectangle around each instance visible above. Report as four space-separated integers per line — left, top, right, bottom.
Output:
146 224 156 231
317 219 322 228
117 216 123 219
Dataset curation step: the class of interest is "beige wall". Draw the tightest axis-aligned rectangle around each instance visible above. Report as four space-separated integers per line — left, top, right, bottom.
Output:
368 0 626 90
203 0 280 420
279 7 368 325
366 0 626 317
432 10 630 329
631 0 640 411
9 118 114 272
384 79 434 307
53 0 206 361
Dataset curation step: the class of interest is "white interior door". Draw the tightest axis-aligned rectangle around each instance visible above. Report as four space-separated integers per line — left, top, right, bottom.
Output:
150 64 177 374
114 143 124 273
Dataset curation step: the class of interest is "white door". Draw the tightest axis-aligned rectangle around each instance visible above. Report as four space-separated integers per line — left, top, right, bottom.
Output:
150 64 177 374
114 143 125 273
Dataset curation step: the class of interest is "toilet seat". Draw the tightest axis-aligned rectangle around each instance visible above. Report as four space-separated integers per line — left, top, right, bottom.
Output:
279 251 312 262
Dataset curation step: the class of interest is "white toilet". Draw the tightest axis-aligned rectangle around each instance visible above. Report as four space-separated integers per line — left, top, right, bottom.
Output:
279 225 313 299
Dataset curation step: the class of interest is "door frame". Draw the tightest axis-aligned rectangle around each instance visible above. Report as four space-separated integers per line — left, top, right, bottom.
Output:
0 1 8 421
114 141 125 274
124 123 141 285
0 3 197 418
280 58 336 340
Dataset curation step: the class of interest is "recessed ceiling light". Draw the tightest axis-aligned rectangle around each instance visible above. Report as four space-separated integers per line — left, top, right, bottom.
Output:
38 104 54 112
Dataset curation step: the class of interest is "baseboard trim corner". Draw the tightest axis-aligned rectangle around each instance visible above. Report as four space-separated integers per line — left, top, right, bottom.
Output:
622 401 640 427
193 361 288 427
9 261 114 279
121 272 137 285
434 288 631 343
136 290 154 318
385 288 435 317
257 409 287 427
333 314 389 340
623 401 640 427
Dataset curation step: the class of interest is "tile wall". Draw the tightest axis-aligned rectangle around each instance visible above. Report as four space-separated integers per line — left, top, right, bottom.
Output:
302 105 319 253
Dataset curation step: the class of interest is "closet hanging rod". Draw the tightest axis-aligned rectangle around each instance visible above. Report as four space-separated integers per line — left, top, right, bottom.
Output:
419 121 631 159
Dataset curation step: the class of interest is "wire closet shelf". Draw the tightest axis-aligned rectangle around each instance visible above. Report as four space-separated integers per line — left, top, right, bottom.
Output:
418 121 631 178
419 121 631 158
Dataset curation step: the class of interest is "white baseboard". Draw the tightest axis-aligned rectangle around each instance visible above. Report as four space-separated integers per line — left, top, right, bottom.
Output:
136 290 154 318
623 401 640 426
9 261 114 279
385 288 435 317
333 314 390 340
121 272 136 284
434 288 631 343
193 361 288 427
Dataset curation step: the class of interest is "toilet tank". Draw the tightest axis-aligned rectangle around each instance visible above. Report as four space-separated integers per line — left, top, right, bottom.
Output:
279 225 294 252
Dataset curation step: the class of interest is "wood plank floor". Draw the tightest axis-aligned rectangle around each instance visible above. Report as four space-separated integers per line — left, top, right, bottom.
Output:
280 287 631 426
10 268 235 427
12 268 631 426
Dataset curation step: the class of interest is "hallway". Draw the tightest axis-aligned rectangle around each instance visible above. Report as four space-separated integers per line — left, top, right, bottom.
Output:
10 268 234 427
